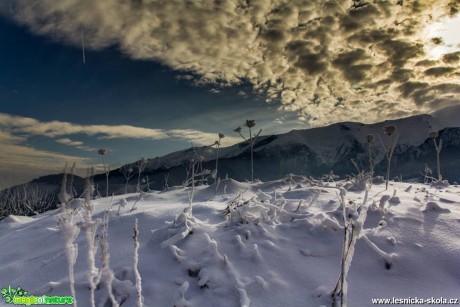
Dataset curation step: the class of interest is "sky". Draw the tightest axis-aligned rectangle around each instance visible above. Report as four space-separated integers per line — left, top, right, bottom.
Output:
0 0 459 187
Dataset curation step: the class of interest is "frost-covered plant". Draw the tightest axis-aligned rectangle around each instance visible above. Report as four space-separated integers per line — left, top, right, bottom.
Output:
212 133 225 183
136 158 148 192
57 213 80 307
234 120 262 181
163 173 170 190
0 184 55 219
95 210 119 307
117 199 128 217
130 191 146 213
322 170 339 183
145 175 153 191
378 125 399 190
157 207 196 249
59 163 72 206
183 155 211 188
331 187 395 307
183 160 194 187
423 164 433 184
98 148 111 197
133 219 143 307
223 191 244 219
365 134 374 178
188 159 196 213
56 163 79 307
77 168 101 307
196 154 206 185
344 171 372 192
120 166 134 194
69 162 76 198
332 189 369 307
191 145 212 186
428 131 443 181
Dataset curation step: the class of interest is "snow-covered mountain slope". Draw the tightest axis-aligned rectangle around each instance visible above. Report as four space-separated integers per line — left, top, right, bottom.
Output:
5 110 459 197
1 178 459 306
97 112 460 193
249 114 438 163
136 113 444 170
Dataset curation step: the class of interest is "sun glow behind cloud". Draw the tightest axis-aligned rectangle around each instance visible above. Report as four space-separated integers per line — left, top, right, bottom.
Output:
1 0 459 128
1 0 460 187
423 13 460 59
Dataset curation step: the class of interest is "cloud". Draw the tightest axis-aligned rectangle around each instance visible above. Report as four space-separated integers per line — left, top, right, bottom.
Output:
56 138 96 151
0 143 87 169
0 130 26 143
1 0 459 126
0 112 240 146
0 112 242 186
0 129 91 187
56 138 84 146
442 51 460 63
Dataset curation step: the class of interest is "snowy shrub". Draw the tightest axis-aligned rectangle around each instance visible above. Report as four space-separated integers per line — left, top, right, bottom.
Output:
55 164 81 307
183 157 211 188
154 206 198 249
163 173 170 190
331 187 396 306
192 146 213 186
58 163 72 206
57 178 128 307
57 213 80 307
224 188 313 228
94 210 119 307
422 164 433 184
211 133 225 183
129 191 146 212
223 191 245 219
378 195 391 211
332 189 369 307
136 158 148 192
117 198 128 217
68 162 77 198
343 172 371 192
188 166 195 214
365 134 375 178
234 120 262 181
98 148 112 197
430 180 450 188
256 189 271 203
77 171 102 307
428 131 443 182
0 184 56 220
322 170 340 183
120 166 134 194
379 125 399 190
196 155 206 185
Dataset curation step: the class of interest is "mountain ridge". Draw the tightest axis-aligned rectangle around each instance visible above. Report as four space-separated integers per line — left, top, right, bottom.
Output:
2 112 459 202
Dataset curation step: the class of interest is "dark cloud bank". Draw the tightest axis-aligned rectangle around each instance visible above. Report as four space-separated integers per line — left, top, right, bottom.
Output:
1 0 459 126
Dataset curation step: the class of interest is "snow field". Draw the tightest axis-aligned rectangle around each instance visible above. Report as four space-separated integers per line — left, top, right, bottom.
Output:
0 178 459 306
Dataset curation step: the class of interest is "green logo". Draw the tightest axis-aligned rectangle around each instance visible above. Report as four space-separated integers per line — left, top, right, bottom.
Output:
1 285 74 305
1 285 27 303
